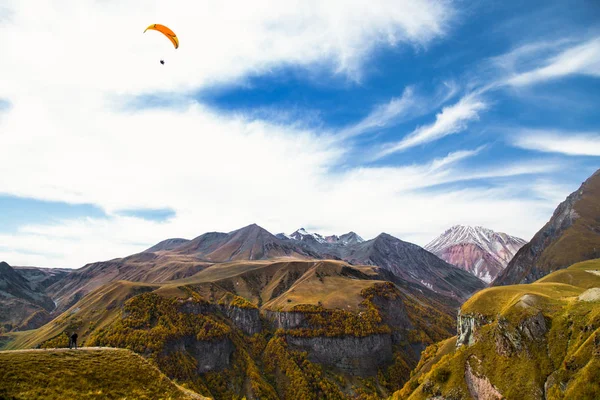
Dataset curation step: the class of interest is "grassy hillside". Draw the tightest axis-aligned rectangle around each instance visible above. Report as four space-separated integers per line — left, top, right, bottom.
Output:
0 348 207 399
394 259 600 400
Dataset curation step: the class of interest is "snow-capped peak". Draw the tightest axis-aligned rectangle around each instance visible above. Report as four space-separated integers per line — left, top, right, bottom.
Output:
285 228 365 246
426 225 525 255
290 228 327 244
425 225 527 282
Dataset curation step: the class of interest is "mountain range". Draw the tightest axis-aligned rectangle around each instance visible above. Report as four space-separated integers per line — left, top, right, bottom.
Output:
1 168 599 399
45 224 483 316
425 225 527 283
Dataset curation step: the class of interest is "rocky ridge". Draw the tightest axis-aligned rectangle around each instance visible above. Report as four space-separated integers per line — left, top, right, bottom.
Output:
493 168 600 286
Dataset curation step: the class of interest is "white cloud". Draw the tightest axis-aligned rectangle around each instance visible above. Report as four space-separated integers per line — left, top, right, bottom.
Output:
0 152 562 268
504 37 600 86
512 129 600 156
0 0 455 98
0 1 574 268
373 94 487 159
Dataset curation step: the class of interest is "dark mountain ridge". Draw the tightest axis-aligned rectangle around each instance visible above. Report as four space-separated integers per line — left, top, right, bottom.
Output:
493 168 600 286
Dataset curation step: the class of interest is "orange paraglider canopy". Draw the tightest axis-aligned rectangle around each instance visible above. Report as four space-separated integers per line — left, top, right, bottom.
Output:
144 24 179 49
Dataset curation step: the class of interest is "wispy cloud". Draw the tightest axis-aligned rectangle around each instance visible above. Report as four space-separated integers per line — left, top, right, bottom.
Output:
372 94 487 159
504 37 600 86
429 146 486 171
339 87 418 138
339 81 460 139
512 129 600 156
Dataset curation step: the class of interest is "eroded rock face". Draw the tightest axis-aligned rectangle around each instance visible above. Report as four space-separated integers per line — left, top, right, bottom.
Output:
518 311 547 341
286 334 393 376
465 357 503 400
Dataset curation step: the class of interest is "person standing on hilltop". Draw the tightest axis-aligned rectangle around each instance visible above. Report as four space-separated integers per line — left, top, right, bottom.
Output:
68 332 78 349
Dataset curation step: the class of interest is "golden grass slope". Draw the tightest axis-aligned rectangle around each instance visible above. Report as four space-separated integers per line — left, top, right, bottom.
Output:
168 259 383 311
0 348 208 400
394 259 600 400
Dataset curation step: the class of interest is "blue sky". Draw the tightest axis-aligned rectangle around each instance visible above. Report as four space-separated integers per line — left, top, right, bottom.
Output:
0 0 599 268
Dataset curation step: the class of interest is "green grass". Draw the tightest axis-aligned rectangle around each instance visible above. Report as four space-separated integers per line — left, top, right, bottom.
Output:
0 348 206 399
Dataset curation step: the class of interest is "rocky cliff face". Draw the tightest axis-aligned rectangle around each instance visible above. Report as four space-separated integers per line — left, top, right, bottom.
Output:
287 334 393 376
456 307 547 352
178 300 262 336
218 304 262 335
165 336 234 373
263 310 308 330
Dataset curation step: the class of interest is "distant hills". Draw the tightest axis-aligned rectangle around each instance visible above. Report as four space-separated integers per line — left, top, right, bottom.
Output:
0 262 68 332
425 225 526 283
494 168 600 286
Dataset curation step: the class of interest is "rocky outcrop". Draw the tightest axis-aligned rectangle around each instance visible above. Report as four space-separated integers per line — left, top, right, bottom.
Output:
494 312 547 356
578 287 600 302
286 334 393 376
456 311 490 348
